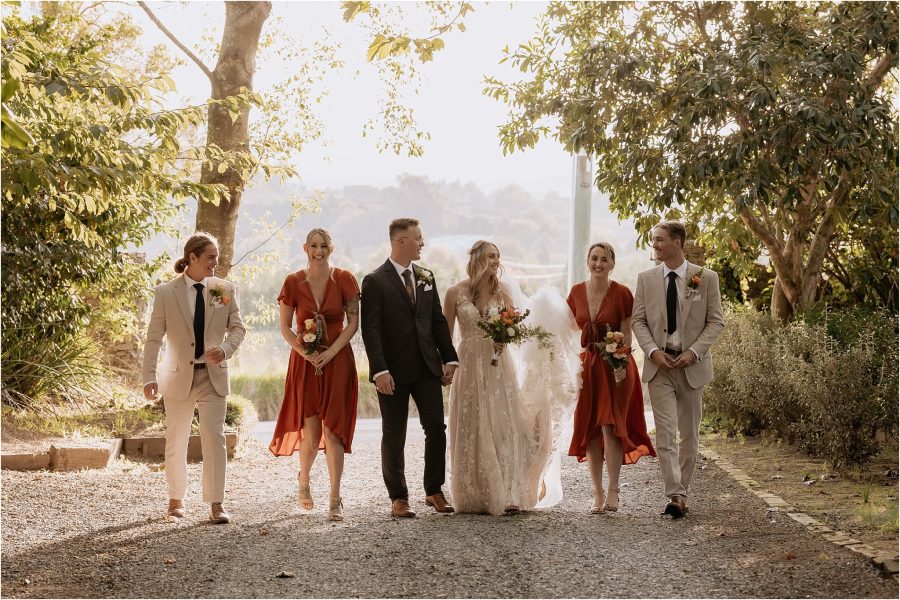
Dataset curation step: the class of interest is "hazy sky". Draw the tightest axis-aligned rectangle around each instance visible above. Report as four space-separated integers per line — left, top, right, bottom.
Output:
131 1 576 197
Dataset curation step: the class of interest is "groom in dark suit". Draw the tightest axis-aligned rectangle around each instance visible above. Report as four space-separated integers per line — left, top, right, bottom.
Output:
361 218 460 517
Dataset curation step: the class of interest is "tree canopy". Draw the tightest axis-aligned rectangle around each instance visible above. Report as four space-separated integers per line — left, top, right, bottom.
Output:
485 1 898 320
0 7 224 406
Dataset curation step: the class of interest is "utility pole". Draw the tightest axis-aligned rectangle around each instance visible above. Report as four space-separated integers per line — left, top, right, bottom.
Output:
567 153 593 289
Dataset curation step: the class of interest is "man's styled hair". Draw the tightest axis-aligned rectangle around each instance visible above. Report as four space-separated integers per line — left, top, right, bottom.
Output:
389 218 420 240
174 232 218 273
654 220 687 248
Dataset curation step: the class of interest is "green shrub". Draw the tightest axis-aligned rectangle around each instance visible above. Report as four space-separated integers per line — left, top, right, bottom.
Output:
0 333 102 409
225 394 258 432
231 374 285 421
357 376 380 418
706 304 898 466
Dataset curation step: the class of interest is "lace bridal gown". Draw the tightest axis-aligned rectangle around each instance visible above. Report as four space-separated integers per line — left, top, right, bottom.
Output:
448 288 578 515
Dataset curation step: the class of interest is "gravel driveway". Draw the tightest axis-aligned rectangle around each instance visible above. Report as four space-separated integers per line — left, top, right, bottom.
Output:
1 422 896 598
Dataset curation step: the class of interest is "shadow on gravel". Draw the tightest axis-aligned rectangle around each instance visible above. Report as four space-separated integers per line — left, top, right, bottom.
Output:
2 445 897 599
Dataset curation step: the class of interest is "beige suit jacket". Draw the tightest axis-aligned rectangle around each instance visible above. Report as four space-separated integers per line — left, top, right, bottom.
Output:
142 275 246 400
632 262 725 389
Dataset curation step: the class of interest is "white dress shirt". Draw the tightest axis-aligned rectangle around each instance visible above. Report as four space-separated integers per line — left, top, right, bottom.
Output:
649 260 699 362
389 257 416 302
662 260 687 352
184 273 210 364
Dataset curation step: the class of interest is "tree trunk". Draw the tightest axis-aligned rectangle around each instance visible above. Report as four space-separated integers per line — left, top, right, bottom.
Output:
770 278 793 323
196 1 271 278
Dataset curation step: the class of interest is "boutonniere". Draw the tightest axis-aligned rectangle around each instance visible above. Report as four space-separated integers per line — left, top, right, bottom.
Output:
209 282 232 307
686 268 703 299
414 265 434 289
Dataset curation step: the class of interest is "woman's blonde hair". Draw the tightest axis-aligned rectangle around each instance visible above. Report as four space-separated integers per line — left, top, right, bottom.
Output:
174 232 218 274
586 241 616 264
304 228 335 274
305 227 334 249
467 240 502 306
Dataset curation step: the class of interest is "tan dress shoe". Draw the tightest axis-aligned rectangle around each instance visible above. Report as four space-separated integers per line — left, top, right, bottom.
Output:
663 496 686 519
425 492 455 513
210 502 231 524
391 499 416 518
167 499 185 518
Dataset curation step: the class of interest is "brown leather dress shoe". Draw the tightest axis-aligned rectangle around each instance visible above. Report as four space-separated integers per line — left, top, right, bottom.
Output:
167 499 185 518
210 502 231 524
425 492 455 513
663 496 686 519
391 499 416 518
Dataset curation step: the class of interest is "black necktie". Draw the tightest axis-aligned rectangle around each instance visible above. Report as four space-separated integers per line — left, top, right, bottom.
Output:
666 272 677 336
193 282 205 359
402 269 415 303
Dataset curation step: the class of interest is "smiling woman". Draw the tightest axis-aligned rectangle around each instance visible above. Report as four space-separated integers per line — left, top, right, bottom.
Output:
269 228 361 522
566 242 656 515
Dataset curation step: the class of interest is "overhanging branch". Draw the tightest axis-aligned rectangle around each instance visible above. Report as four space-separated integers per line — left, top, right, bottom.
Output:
137 1 213 80
866 52 897 92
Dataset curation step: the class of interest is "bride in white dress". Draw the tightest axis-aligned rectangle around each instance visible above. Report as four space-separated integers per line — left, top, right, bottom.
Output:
443 240 579 515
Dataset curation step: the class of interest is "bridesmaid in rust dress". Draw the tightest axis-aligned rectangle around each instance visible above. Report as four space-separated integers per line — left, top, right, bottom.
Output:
567 242 655 514
269 228 360 522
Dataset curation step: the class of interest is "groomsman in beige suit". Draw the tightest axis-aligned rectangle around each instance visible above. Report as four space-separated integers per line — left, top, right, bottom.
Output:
142 233 246 523
632 221 724 518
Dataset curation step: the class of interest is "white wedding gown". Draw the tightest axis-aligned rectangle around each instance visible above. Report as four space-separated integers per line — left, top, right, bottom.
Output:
448 287 579 515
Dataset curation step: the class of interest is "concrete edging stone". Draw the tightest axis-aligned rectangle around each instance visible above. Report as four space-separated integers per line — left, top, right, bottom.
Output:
700 444 899 582
2 432 242 471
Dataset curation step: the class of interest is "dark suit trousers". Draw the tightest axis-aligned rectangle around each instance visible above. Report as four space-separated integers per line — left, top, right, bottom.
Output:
378 370 446 500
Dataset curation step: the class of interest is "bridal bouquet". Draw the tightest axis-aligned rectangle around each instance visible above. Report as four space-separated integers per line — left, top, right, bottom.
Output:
298 314 328 375
598 328 632 384
477 306 552 366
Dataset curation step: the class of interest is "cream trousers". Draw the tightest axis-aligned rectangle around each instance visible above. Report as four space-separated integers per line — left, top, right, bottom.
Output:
648 366 703 500
164 367 227 503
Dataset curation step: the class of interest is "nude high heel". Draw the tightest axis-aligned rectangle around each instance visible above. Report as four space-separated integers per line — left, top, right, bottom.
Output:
297 473 314 510
327 497 343 522
603 487 620 512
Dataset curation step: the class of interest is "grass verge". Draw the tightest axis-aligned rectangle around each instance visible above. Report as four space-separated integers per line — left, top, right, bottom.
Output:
701 429 899 558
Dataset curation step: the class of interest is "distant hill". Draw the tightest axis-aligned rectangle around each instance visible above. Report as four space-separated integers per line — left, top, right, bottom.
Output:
236 174 640 262
140 174 652 322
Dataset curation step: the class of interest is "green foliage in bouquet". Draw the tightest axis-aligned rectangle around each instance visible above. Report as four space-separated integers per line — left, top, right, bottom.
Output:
476 307 553 349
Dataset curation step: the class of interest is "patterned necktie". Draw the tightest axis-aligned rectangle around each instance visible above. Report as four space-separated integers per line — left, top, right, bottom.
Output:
401 269 415 303
666 271 677 336
193 282 205 359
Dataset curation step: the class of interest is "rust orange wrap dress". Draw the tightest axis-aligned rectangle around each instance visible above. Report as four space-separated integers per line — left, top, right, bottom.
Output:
269 268 359 455
566 280 656 464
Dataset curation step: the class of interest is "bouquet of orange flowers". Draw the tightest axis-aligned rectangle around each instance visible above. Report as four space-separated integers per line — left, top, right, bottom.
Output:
477 306 552 366
298 314 328 375
598 327 632 384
